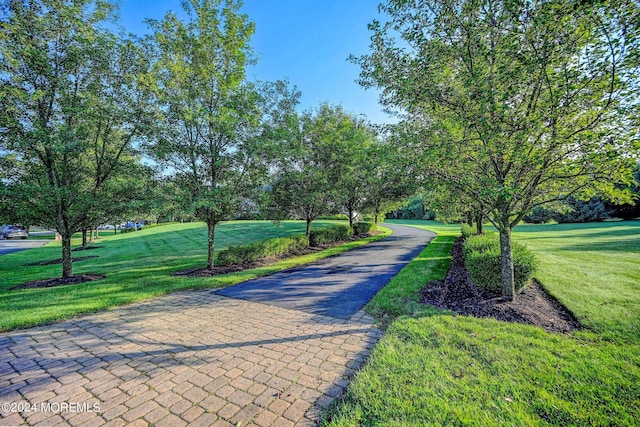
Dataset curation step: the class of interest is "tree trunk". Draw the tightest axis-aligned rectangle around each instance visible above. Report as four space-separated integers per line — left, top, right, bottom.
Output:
475 213 483 235
207 218 216 270
374 211 379 224
62 234 73 278
306 218 312 246
82 229 87 247
499 226 515 301
348 208 354 228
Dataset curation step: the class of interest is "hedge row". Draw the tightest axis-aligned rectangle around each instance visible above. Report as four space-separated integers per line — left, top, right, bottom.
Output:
463 233 538 293
460 224 477 238
353 221 377 235
309 224 353 246
217 235 307 266
217 223 363 266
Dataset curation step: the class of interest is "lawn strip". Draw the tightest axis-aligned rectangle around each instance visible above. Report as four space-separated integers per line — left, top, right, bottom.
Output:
364 230 456 324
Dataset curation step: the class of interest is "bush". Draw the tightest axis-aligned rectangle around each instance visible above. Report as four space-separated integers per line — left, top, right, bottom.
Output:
523 206 555 224
554 198 610 223
524 198 611 224
309 224 353 247
353 222 377 235
463 233 538 293
460 224 477 238
217 235 307 266
318 213 349 221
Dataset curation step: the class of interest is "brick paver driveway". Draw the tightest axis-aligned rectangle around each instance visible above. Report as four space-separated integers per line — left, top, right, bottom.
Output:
0 225 434 426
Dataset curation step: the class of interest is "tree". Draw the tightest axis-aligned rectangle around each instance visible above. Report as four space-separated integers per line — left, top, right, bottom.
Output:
354 0 639 300
1 0 153 277
147 0 292 269
327 111 377 228
267 104 347 241
363 136 419 223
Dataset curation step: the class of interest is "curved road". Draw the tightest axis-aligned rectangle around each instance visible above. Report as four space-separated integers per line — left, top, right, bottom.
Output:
217 224 436 318
0 223 435 427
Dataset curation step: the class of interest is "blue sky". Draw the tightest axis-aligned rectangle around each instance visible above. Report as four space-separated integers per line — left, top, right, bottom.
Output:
116 0 394 125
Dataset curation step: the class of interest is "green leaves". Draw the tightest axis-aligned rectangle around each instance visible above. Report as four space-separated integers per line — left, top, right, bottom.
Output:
1 0 154 276
356 0 639 296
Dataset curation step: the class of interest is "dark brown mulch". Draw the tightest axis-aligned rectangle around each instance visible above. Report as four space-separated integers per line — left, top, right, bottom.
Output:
72 245 101 251
10 274 106 290
175 234 375 278
419 236 581 334
27 256 98 266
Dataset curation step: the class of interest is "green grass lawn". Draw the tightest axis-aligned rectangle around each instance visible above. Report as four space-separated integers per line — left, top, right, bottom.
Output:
0 220 390 332
324 220 640 426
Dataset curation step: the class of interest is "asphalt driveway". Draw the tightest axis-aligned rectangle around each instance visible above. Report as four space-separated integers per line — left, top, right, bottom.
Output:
216 224 436 318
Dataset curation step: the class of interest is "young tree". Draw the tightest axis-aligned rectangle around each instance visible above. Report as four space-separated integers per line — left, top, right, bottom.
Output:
354 0 639 300
147 0 294 269
363 135 420 223
0 0 153 277
326 111 377 228
267 105 343 241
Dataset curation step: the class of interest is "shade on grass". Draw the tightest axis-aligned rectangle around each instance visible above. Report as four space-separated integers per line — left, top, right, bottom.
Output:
0 220 390 331
512 221 640 343
324 219 640 426
327 316 640 427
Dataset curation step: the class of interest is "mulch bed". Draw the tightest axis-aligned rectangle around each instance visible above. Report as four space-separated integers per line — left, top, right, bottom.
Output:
27 256 98 266
9 274 106 290
419 236 581 334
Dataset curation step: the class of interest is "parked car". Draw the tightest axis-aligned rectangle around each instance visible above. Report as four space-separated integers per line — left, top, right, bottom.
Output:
123 221 143 230
97 224 116 230
1 225 29 240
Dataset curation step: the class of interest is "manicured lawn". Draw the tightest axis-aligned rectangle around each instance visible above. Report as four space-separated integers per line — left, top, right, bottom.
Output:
0 220 390 332
324 220 640 426
512 221 640 343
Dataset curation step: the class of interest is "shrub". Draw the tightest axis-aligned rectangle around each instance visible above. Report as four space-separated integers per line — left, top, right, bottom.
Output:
463 233 538 293
460 224 477 238
318 213 349 221
554 198 610 223
353 222 377 235
217 235 307 266
309 224 353 246
523 206 555 224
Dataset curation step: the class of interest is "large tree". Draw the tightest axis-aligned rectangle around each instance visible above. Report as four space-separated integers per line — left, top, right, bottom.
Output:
147 0 295 269
355 0 639 300
0 0 153 277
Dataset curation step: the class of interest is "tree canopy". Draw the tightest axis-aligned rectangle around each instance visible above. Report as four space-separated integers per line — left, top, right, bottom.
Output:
0 0 153 277
354 0 640 299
